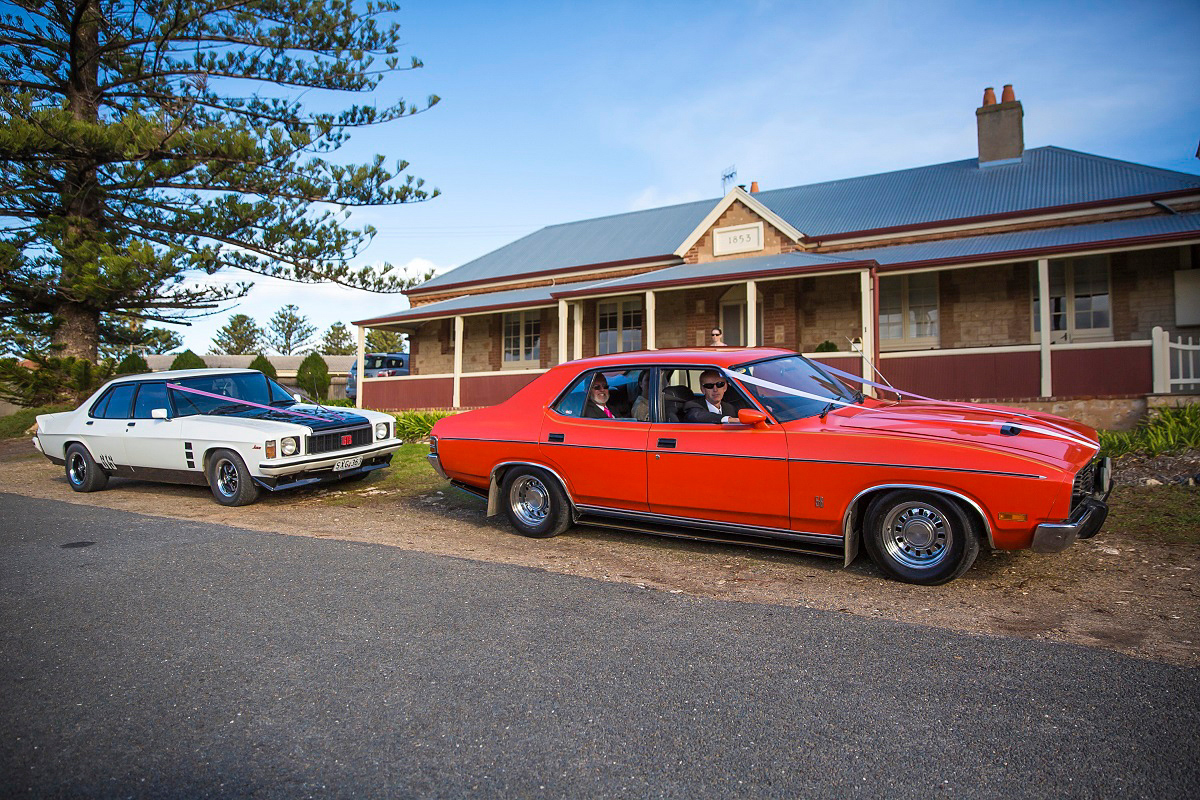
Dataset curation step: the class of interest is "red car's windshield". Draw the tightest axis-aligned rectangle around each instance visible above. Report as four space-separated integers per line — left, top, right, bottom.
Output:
731 355 861 422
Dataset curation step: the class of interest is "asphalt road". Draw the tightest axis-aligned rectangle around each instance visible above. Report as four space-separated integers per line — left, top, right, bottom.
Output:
1 493 1197 799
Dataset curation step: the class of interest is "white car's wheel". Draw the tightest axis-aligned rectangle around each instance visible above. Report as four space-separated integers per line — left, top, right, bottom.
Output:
206 449 260 507
65 443 108 493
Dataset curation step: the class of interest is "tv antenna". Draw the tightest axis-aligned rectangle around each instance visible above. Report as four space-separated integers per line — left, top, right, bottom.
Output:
721 165 737 195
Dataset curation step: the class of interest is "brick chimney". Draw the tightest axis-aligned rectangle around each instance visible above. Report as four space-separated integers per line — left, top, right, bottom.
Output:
976 84 1024 166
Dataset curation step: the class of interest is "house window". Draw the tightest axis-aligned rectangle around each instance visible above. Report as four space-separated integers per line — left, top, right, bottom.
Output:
503 311 541 367
880 273 939 349
597 298 642 355
718 285 764 346
1032 256 1112 343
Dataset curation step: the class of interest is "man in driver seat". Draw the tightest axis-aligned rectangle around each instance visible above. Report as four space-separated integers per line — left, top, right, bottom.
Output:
684 369 739 424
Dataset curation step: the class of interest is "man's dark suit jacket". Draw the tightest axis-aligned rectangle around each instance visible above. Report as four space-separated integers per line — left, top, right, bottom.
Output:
682 399 736 423
582 401 611 419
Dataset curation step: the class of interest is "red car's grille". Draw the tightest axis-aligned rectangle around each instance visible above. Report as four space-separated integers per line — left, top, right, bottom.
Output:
307 425 372 455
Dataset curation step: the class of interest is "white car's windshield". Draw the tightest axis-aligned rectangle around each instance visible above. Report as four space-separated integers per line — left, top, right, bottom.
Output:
169 373 295 416
731 355 861 422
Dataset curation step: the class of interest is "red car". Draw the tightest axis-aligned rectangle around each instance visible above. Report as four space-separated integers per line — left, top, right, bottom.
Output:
427 348 1111 585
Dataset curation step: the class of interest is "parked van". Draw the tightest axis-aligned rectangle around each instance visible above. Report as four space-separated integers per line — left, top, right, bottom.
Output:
347 353 409 400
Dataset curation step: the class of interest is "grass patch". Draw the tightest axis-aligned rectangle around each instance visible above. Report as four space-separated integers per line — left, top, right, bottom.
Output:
316 442 483 511
0 405 71 439
1100 405 1200 458
1105 485 1200 546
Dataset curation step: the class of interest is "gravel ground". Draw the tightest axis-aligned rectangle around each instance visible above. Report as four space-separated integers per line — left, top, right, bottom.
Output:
2 437 1197 668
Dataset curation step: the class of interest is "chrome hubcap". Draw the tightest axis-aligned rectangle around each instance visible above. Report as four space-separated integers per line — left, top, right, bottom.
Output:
882 502 950 569
216 459 238 497
510 476 549 527
68 453 86 485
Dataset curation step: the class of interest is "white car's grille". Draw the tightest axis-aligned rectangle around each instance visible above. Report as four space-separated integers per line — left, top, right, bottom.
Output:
307 425 372 455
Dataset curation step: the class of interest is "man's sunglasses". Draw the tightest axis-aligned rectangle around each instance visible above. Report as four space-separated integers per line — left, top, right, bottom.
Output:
701 381 726 389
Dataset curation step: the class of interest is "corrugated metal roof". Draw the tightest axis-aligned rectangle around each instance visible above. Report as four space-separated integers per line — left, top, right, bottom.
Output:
411 147 1200 293
835 211 1200 267
357 278 616 325
553 251 866 297
414 199 713 291
760 147 1200 236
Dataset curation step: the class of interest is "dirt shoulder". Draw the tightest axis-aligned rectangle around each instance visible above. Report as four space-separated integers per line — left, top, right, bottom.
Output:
2 437 1197 668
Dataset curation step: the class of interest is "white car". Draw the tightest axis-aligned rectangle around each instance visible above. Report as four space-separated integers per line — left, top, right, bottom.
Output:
33 368 403 506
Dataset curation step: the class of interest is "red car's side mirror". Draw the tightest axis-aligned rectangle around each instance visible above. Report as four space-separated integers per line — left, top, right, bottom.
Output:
738 409 770 429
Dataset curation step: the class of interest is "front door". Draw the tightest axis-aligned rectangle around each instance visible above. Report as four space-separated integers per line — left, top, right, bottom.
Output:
646 368 789 530
122 382 190 473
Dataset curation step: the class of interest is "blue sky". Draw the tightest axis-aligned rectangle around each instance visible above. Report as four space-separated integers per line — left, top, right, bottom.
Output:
176 0 1200 352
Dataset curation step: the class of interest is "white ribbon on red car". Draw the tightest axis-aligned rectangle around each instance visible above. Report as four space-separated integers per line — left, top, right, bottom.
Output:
813 362 1099 450
722 368 1099 451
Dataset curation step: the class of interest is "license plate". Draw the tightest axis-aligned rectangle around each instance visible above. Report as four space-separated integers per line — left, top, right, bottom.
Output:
333 456 363 472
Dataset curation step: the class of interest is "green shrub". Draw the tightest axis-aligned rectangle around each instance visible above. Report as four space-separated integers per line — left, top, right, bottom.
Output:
1099 405 1200 458
391 410 456 440
325 397 355 407
248 353 276 379
0 404 74 438
0 355 112 407
296 352 330 400
170 350 206 370
114 352 150 374
814 340 839 353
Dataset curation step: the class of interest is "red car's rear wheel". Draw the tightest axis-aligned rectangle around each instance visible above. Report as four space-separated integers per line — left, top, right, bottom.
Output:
501 466 571 538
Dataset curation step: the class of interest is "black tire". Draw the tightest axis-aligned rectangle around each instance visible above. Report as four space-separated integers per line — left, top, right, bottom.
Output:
206 449 260 507
65 443 108 493
500 466 572 538
863 490 981 585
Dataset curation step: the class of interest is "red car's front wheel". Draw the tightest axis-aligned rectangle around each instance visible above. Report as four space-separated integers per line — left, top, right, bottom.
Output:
863 490 981 585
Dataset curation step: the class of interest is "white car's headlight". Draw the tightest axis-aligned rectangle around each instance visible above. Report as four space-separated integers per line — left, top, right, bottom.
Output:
281 437 299 456
375 421 390 440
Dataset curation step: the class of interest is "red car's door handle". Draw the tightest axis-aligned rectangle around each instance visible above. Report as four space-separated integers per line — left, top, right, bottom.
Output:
547 433 565 443
656 438 676 449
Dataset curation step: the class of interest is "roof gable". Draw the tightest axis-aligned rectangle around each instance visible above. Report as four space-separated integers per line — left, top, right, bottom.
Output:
673 186 804 258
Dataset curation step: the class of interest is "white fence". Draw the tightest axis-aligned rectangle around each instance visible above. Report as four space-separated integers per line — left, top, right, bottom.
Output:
1152 326 1200 393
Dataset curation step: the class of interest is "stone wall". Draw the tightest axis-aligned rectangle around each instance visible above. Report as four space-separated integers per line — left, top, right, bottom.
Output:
940 263 1032 348
796 274 861 352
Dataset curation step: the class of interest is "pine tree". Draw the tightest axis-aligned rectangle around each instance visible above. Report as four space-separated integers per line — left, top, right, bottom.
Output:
321 322 357 355
210 315 264 355
265 305 317 356
367 329 407 353
0 1 439 363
